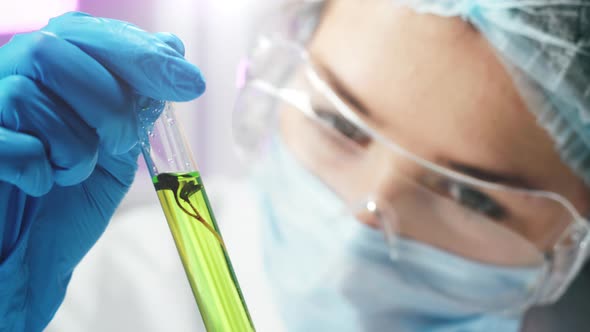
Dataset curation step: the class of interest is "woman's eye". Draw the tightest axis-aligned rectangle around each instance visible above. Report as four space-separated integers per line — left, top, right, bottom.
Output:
448 182 507 220
315 109 371 145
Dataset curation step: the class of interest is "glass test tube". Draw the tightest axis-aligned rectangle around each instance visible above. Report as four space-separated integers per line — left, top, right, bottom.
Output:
139 101 255 332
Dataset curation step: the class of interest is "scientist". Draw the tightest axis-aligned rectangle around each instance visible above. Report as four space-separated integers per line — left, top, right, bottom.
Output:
2 0 590 331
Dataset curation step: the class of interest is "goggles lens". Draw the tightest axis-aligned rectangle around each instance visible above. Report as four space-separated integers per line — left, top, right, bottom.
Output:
233 38 590 307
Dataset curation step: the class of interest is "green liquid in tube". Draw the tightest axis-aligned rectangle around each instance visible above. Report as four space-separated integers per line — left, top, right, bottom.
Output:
152 171 255 332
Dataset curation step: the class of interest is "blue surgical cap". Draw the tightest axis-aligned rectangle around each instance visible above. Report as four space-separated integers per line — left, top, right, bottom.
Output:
399 0 590 185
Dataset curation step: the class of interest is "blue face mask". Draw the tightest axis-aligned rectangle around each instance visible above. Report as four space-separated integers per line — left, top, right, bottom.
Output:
252 138 546 332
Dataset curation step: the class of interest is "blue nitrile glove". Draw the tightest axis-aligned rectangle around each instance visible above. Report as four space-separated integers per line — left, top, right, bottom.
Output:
0 12 205 332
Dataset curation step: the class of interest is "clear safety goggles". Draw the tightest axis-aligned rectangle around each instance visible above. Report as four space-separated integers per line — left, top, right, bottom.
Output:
232 37 590 310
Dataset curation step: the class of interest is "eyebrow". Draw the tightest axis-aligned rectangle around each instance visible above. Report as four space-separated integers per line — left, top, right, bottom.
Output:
315 60 534 190
448 162 534 189
314 60 372 117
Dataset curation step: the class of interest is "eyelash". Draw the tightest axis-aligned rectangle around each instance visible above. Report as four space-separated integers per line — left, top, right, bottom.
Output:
315 109 371 146
447 181 507 220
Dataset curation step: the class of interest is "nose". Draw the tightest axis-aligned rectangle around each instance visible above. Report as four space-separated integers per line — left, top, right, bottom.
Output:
353 146 422 230
353 199 386 229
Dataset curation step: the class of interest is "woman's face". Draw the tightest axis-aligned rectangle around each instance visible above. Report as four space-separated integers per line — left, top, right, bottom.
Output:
278 0 590 265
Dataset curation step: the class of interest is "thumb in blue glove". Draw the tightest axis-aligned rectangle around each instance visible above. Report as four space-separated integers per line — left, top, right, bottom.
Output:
0 12 206 332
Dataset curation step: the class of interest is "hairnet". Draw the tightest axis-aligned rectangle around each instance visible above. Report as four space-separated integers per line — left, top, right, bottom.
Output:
395 1 590 186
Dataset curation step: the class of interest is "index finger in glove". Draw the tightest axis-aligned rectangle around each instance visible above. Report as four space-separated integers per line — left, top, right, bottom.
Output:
42 12 206 102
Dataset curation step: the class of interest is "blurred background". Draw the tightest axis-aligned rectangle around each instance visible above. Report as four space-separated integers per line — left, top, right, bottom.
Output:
0 0 272 207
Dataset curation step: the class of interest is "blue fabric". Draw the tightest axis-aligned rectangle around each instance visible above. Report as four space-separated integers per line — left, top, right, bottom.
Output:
0 12 205 332
399 0 590 185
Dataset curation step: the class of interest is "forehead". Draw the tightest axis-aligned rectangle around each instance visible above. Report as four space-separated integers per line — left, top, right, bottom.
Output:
309 1 530 135
308 2 552 180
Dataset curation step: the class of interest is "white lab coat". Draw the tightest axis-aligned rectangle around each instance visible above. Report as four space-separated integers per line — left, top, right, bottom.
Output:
45 177 285 332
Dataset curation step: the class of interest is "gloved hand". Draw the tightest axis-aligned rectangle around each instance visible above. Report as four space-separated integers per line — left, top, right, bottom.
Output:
0 12 205 332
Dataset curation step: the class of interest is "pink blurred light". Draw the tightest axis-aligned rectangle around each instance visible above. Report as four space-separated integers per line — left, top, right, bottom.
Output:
0 1 79 34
